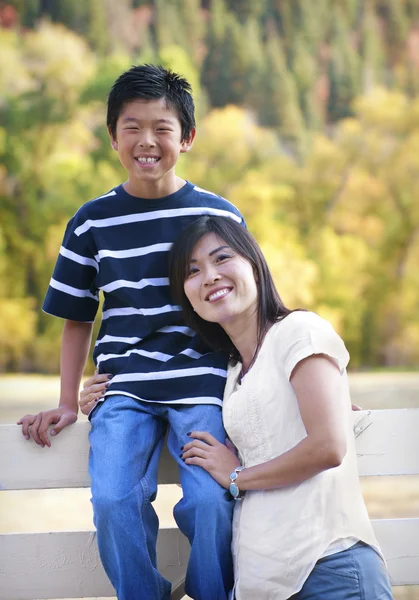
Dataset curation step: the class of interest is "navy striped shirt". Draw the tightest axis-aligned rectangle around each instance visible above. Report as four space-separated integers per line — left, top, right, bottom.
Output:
43 181 244 406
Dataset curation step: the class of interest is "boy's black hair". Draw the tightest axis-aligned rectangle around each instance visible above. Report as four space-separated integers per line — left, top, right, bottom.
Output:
107 64 196 141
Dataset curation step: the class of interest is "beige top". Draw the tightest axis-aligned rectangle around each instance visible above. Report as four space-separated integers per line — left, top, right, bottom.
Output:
223 311 381 600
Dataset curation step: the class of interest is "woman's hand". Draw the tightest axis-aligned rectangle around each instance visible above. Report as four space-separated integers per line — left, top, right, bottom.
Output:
181 432 241 489
79 370 112 415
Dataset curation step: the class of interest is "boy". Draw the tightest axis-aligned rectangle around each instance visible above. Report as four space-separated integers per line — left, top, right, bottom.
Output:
18 64 244 600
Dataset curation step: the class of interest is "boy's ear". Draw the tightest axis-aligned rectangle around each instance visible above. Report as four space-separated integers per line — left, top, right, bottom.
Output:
180 127 196 153
108 126 118 150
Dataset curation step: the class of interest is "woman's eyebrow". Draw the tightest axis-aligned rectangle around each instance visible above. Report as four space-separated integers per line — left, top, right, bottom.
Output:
189 245 230 263
209 245 230 256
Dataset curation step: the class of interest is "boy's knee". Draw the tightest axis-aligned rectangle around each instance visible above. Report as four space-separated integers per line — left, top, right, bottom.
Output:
177 487 233 521
92 480 153 520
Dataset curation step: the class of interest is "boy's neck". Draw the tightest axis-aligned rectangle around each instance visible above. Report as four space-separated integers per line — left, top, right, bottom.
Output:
123 175 186 200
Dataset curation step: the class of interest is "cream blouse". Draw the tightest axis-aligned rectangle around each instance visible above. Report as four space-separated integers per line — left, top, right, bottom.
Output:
222 311 381 600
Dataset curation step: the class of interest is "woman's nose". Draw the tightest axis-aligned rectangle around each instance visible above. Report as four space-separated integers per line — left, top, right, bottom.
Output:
203 266 221 285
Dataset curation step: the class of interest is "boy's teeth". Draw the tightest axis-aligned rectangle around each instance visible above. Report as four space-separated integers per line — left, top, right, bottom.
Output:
137 157 158 164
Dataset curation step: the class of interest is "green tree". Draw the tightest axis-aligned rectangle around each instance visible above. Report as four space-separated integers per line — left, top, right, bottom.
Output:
175 0 205 66
259 32 305 150
86 0 111 55
327 6 361 121
360 1 386 91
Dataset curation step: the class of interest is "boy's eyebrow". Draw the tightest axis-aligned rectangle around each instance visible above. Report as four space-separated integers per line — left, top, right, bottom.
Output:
190 246 230 262
121 117 175 125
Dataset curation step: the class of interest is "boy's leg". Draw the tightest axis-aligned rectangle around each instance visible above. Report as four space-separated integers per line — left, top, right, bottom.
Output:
88 395 171 600
165 404 234 600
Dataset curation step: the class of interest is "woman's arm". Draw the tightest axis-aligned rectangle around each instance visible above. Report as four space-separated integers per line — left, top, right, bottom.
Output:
182 354 347 491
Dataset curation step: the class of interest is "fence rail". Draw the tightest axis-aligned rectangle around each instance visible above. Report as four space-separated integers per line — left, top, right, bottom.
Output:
1 409 418 600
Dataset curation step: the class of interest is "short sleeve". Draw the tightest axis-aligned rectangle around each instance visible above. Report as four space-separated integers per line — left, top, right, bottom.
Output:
42 210 99 322
282 313 350 381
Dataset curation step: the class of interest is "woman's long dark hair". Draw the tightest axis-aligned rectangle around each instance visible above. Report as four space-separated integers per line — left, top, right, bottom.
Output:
169 216 294 357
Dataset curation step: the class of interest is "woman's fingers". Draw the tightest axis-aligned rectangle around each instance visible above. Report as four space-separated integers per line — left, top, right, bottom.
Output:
186 431 218 445
83 382 108 396
183 447 210 460
80 391 103 412
79 399 97 415
82 372 111 390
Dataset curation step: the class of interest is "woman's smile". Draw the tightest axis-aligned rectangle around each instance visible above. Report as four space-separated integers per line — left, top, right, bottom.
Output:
206 287 233 302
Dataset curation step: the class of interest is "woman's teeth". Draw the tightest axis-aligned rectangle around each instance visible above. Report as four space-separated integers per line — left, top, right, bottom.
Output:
208 289 230 301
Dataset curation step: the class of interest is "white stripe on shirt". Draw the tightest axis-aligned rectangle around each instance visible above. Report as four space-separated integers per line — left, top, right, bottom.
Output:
97 346 205 364
95 335 143 346
102 305 181 320
100 277 169 293
95 327 195 347
74 207 242 236
181 348 204 359
96 244 171 262
158 325 195 336
103 391 223 406
59 246 99 271
111 366 227 383
49 278 99 301
97 348 173 364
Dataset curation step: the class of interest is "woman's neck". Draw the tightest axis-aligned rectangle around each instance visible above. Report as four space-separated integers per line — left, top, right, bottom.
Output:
224 315 260 372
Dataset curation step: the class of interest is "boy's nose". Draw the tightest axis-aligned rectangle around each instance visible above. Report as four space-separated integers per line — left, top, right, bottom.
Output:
138 133 155 147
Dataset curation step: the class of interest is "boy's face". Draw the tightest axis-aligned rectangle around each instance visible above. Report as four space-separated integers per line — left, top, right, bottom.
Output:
109 98 195 198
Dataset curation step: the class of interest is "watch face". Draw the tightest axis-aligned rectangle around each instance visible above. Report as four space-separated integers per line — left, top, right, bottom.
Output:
229 482 239 498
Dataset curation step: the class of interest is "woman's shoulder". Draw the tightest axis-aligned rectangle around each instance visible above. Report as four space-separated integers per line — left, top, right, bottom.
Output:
269 311 349 377
271 310 336 340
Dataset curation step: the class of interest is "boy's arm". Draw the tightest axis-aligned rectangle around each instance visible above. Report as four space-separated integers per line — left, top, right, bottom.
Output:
18 320 93 448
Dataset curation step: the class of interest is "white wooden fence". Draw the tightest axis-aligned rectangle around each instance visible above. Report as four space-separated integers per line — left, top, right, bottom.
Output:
0 408 418 600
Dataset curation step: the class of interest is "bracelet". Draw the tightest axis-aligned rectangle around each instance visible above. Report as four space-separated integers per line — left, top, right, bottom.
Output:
229 466 245 500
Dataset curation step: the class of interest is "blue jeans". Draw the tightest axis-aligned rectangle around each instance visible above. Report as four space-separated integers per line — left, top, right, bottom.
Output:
88 395 234 600
290 541 393 599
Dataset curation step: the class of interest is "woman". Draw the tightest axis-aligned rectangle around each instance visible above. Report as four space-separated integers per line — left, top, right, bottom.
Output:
80 216 393 600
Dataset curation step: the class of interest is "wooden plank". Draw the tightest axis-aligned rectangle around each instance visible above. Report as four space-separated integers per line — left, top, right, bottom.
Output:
372 518 419 586
0 422 179 490
0 528 189 600
354 409 419 476
2 409 419 490
0 518 417 599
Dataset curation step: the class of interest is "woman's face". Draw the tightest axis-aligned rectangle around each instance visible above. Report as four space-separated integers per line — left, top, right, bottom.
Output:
183 232 258 327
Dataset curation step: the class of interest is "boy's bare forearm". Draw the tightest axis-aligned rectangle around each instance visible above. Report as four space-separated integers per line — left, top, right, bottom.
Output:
59 320 94 412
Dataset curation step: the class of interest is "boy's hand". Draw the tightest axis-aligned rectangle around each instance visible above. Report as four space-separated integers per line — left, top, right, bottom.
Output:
17 407 78 448
79 370 112 416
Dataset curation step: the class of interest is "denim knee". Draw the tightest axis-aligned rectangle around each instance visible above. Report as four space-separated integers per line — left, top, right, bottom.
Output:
92 477 153 523
175 483 233 526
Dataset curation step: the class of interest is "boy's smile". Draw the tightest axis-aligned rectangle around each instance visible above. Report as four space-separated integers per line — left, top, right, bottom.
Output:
110 98 195 199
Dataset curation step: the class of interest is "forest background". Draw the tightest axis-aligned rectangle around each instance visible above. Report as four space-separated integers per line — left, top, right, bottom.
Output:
1 0 419 373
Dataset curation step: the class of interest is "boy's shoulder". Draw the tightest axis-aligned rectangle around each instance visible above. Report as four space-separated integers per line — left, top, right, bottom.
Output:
73 186 121 219
187 183 242 216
